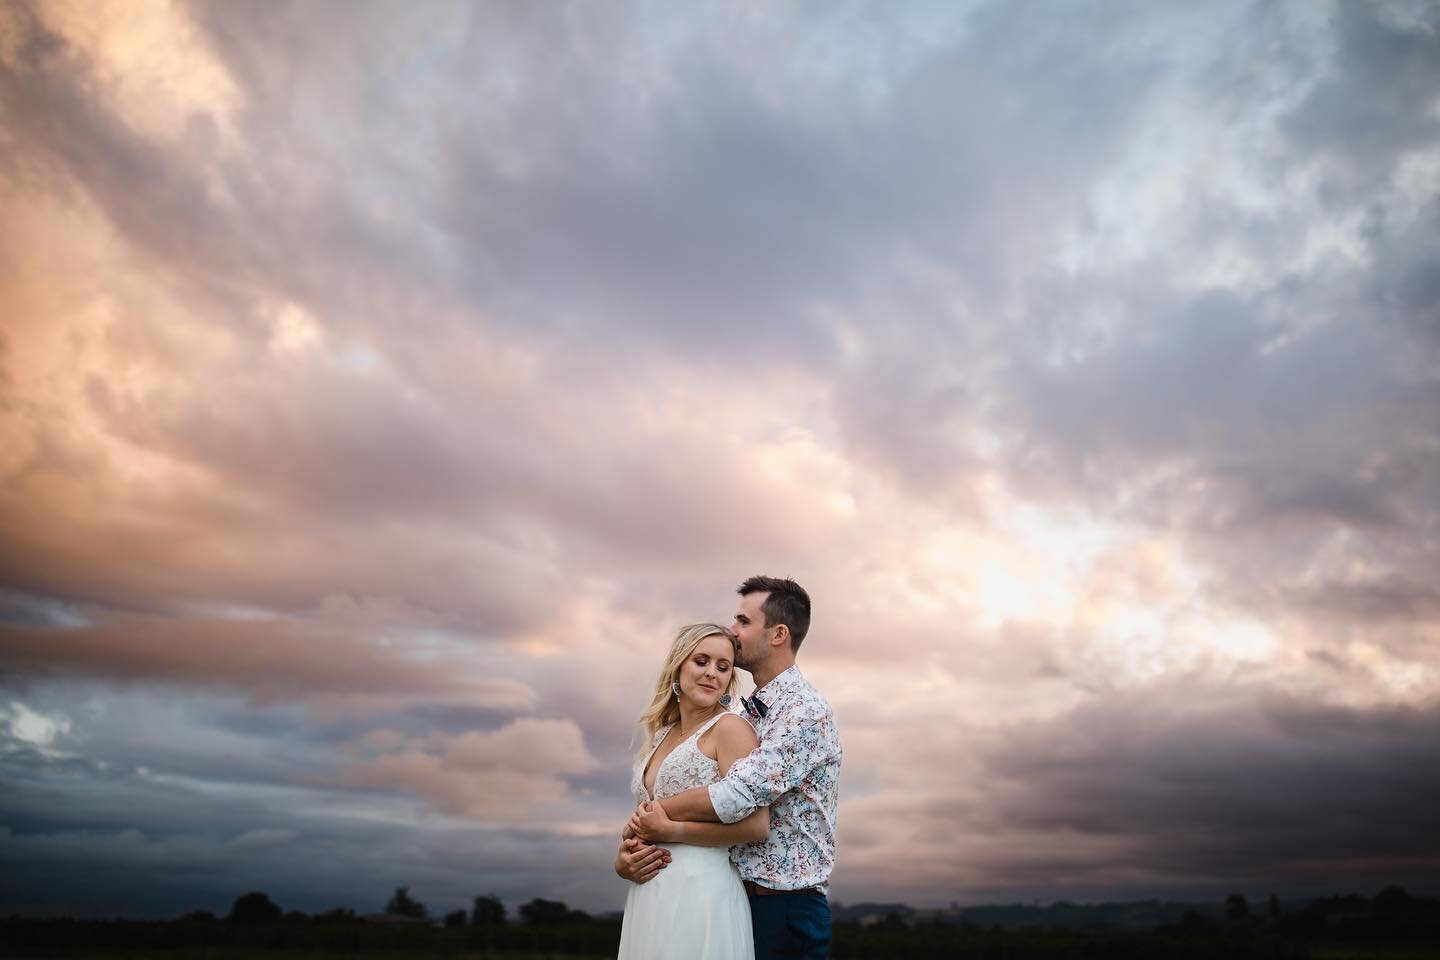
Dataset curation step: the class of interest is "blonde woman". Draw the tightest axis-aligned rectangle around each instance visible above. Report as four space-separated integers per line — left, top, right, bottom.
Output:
614 623 769 960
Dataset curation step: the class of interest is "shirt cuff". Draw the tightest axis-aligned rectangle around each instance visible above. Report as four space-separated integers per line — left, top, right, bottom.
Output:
707 779 753 824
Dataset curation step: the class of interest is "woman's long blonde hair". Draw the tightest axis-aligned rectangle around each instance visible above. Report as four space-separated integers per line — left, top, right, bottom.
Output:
636 622 739 757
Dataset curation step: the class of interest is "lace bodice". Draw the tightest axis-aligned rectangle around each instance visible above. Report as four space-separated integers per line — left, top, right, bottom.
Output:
631 714 726 803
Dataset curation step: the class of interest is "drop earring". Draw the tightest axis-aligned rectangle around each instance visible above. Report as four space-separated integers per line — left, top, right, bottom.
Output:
719 693 733 707
672 681 681 698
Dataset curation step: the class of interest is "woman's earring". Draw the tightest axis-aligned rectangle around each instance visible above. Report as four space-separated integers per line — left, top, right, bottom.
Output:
719 693 733 707
671 682 681 698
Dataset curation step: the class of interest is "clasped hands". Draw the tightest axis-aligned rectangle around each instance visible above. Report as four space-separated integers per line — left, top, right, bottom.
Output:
613 801 679 885
628 800 679 843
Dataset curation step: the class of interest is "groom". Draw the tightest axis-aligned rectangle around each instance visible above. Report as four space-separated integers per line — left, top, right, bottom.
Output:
625 575 842 960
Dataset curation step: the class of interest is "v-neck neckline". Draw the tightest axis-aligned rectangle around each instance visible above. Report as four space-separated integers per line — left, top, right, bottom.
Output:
640 717 712 800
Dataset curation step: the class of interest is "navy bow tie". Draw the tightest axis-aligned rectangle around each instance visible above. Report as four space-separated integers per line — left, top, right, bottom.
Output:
742 694 768 719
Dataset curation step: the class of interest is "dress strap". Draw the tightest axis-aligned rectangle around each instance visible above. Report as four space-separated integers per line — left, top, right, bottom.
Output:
690 712 728 741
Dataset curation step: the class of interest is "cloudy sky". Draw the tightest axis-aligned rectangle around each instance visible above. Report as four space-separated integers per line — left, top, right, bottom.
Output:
3 0 1438 919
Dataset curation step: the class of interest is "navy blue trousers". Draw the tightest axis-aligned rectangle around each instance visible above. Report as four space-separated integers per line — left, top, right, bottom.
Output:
749 892 830 960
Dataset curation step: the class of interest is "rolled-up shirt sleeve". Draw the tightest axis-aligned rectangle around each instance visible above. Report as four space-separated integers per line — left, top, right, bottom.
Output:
708 704 840 823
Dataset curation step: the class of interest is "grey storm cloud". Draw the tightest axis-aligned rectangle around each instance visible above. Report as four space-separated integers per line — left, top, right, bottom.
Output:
1282 1 1440 169
976 690 1440 895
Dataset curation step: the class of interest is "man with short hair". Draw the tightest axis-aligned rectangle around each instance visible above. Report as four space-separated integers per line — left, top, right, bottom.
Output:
628 575 842 960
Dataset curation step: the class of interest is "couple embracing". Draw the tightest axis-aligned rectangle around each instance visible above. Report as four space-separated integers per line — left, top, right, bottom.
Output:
614 576 842 960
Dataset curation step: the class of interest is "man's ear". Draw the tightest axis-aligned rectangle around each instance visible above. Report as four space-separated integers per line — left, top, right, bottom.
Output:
772 623 790 647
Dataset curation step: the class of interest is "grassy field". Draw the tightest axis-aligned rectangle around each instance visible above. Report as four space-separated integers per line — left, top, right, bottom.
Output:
2 954 553 960
1310 948 1440 960
10 948 1440 959
1 952 604 960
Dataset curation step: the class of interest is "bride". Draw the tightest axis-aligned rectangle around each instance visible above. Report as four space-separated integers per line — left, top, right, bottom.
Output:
614 623 769 960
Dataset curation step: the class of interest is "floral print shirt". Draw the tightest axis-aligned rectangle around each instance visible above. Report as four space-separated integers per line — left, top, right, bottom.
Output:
708 665 842 894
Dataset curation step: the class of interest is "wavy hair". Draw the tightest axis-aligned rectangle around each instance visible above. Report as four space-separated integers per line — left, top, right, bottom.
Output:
635 622 739 758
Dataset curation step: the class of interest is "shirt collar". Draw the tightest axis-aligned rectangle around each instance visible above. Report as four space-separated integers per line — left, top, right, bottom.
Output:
753 664 803 705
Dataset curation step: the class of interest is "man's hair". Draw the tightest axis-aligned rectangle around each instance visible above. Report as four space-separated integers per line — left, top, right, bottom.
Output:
737 575 812 652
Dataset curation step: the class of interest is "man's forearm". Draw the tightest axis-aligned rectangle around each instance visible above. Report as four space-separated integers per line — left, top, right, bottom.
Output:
657 785 721 822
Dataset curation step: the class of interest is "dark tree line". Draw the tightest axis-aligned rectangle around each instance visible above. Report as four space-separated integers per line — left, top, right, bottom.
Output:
830 886 1440 959
0 886 621 956
3 885 1437 958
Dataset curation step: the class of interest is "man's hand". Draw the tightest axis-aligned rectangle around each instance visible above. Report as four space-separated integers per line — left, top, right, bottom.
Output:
628 800 680 843
614 836 670 884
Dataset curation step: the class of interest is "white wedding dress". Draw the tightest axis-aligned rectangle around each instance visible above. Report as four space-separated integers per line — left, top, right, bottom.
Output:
617 714 754 960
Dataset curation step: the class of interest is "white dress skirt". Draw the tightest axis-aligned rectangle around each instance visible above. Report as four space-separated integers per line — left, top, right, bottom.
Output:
617 715 754 960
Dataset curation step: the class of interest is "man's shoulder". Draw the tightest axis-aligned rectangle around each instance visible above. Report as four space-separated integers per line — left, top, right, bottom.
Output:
787 669 835 714
760 672 842 768
769 672 836 729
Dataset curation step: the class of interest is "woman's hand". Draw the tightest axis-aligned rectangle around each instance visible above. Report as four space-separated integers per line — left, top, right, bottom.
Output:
613 836 670 884
628 800 680 843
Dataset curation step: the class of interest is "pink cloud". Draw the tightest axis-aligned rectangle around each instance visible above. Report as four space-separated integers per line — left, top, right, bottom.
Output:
341 718 600 821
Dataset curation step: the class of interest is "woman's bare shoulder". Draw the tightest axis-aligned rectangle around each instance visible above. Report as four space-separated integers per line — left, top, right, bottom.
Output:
711 712 759 748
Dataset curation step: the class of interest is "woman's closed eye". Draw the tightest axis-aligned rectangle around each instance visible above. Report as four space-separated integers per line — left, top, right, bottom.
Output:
695 654 731 672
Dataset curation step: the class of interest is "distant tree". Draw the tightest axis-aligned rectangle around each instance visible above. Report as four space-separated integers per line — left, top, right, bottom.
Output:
1375 885 1411 913
229 891 282 924
471 895 507 926
1176 909 1217 935
315 908 357 923
1225 894 1251 923
444 909 467 928
519 898 570 925
177 910 217 923
282 910 309 922
386 886 427 919
1268 894 1281 920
